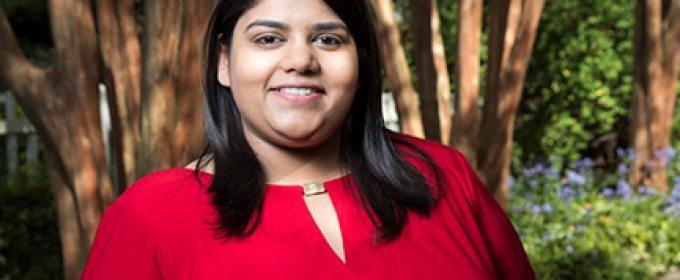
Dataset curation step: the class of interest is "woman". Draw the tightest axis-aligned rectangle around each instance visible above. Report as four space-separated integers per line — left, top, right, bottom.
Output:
82 0 535 279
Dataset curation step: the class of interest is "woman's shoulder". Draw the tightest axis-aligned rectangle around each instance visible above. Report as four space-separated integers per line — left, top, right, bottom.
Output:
390 132 468 165
112 167 213 217
390 132 482 199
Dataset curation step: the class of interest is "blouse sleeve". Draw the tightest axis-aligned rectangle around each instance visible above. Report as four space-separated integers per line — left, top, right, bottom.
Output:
81 200 167 280
463 159 536 280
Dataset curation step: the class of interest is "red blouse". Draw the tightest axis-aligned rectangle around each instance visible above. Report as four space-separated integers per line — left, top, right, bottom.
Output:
81 135 535 279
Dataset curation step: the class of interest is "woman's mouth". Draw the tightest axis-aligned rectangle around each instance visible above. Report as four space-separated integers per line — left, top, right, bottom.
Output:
277 87 320 96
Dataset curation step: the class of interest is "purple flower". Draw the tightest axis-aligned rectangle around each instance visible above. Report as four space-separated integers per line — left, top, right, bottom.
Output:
542 203 553 213
573 158 594 170
654 149 664 159
532 205 542 215
582 157 594 169
542 232 552 242
523 168 536 177
529 180 538 188
566 245 574 254
664 206 680 217
672 185 680 198
603 188 615 198
567 170 586 185
626 148 636 160
643 186 656 196
543 168 559 177
533 164 545 174
638 186 648 195
508 176 515 189
665 147 675 158
616 148 625 157
559 186 576 199
616 179 632 198
617 164 629 174
667 196 678 205
644 161 655 169
576 224 586 232
654 147 676 164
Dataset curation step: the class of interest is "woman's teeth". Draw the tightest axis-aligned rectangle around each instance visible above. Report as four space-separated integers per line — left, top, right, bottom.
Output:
278 88 316 96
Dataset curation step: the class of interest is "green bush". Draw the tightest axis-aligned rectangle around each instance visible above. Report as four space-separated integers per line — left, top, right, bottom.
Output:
509 153 680 279
0 163 63 280
517 0 635 163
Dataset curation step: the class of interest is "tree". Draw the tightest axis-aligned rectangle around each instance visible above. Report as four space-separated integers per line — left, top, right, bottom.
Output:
630 0 680 193
408 0 451 143
377 0 543 207
450 0 482 168
0 2 109 278
0 0 211 278
451 0 545 208
372 0 424 138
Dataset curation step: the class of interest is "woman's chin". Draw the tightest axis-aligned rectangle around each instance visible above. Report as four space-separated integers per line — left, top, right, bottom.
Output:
271 129 338 150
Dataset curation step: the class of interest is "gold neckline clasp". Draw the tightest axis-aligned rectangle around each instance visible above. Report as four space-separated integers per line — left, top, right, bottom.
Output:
302 182 327 196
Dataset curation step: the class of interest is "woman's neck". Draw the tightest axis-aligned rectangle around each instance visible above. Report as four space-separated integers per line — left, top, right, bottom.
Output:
246 134 347 185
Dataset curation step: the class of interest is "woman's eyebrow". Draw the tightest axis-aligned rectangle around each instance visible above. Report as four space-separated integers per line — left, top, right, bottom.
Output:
310 22 349 32
245 20 288 32
245 20 348 33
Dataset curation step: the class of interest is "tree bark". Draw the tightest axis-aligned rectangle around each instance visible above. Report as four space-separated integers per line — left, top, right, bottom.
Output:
0 0 112 278
371 0 424 138
450 0 482 165
478 0 521 172
409 0 441 142
631 0 680 193
1 0 212 277
97 0 142 189
478 0 545 208
431 0 451 144
136 0 209 178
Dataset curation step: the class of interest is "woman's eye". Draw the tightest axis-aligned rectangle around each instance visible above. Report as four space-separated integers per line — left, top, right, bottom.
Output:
254 35 282 45
314 35 343 46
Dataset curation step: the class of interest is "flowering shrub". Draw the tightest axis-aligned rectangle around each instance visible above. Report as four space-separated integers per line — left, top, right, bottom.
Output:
508 149 680 279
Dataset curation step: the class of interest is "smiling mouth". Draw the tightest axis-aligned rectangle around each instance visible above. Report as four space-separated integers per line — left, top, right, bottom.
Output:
275 87 324 96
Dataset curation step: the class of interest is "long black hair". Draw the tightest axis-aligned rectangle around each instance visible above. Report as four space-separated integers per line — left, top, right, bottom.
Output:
198 0 442 242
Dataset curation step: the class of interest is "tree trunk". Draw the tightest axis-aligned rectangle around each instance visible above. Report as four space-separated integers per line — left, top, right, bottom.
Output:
450 0 482 166
372 0 424 138
431 0 451 145
478 0 545 208
631 0 680 193
409 0 441 142
137 0 209 178
97 0 142 190
478 0 521 172
1 0 212 278
0 0 112 278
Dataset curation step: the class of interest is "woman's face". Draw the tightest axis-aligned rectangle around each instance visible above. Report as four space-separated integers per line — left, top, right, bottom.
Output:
218 0 359 150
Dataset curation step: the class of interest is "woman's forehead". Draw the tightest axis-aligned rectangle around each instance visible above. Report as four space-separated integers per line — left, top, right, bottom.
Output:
235 0 343 28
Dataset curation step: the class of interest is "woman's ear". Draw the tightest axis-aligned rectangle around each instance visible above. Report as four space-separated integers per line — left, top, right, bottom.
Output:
217 52 230 87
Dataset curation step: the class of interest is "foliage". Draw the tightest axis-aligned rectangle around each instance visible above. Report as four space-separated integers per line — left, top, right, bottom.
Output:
509 151 680 279
0 163 63 280
516 0 636 164
0 0 53 68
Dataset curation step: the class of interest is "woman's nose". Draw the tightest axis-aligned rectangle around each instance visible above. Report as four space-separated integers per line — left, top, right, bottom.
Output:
279 40 320 74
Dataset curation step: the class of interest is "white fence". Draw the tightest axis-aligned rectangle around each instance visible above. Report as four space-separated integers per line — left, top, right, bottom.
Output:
0 91 38 175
